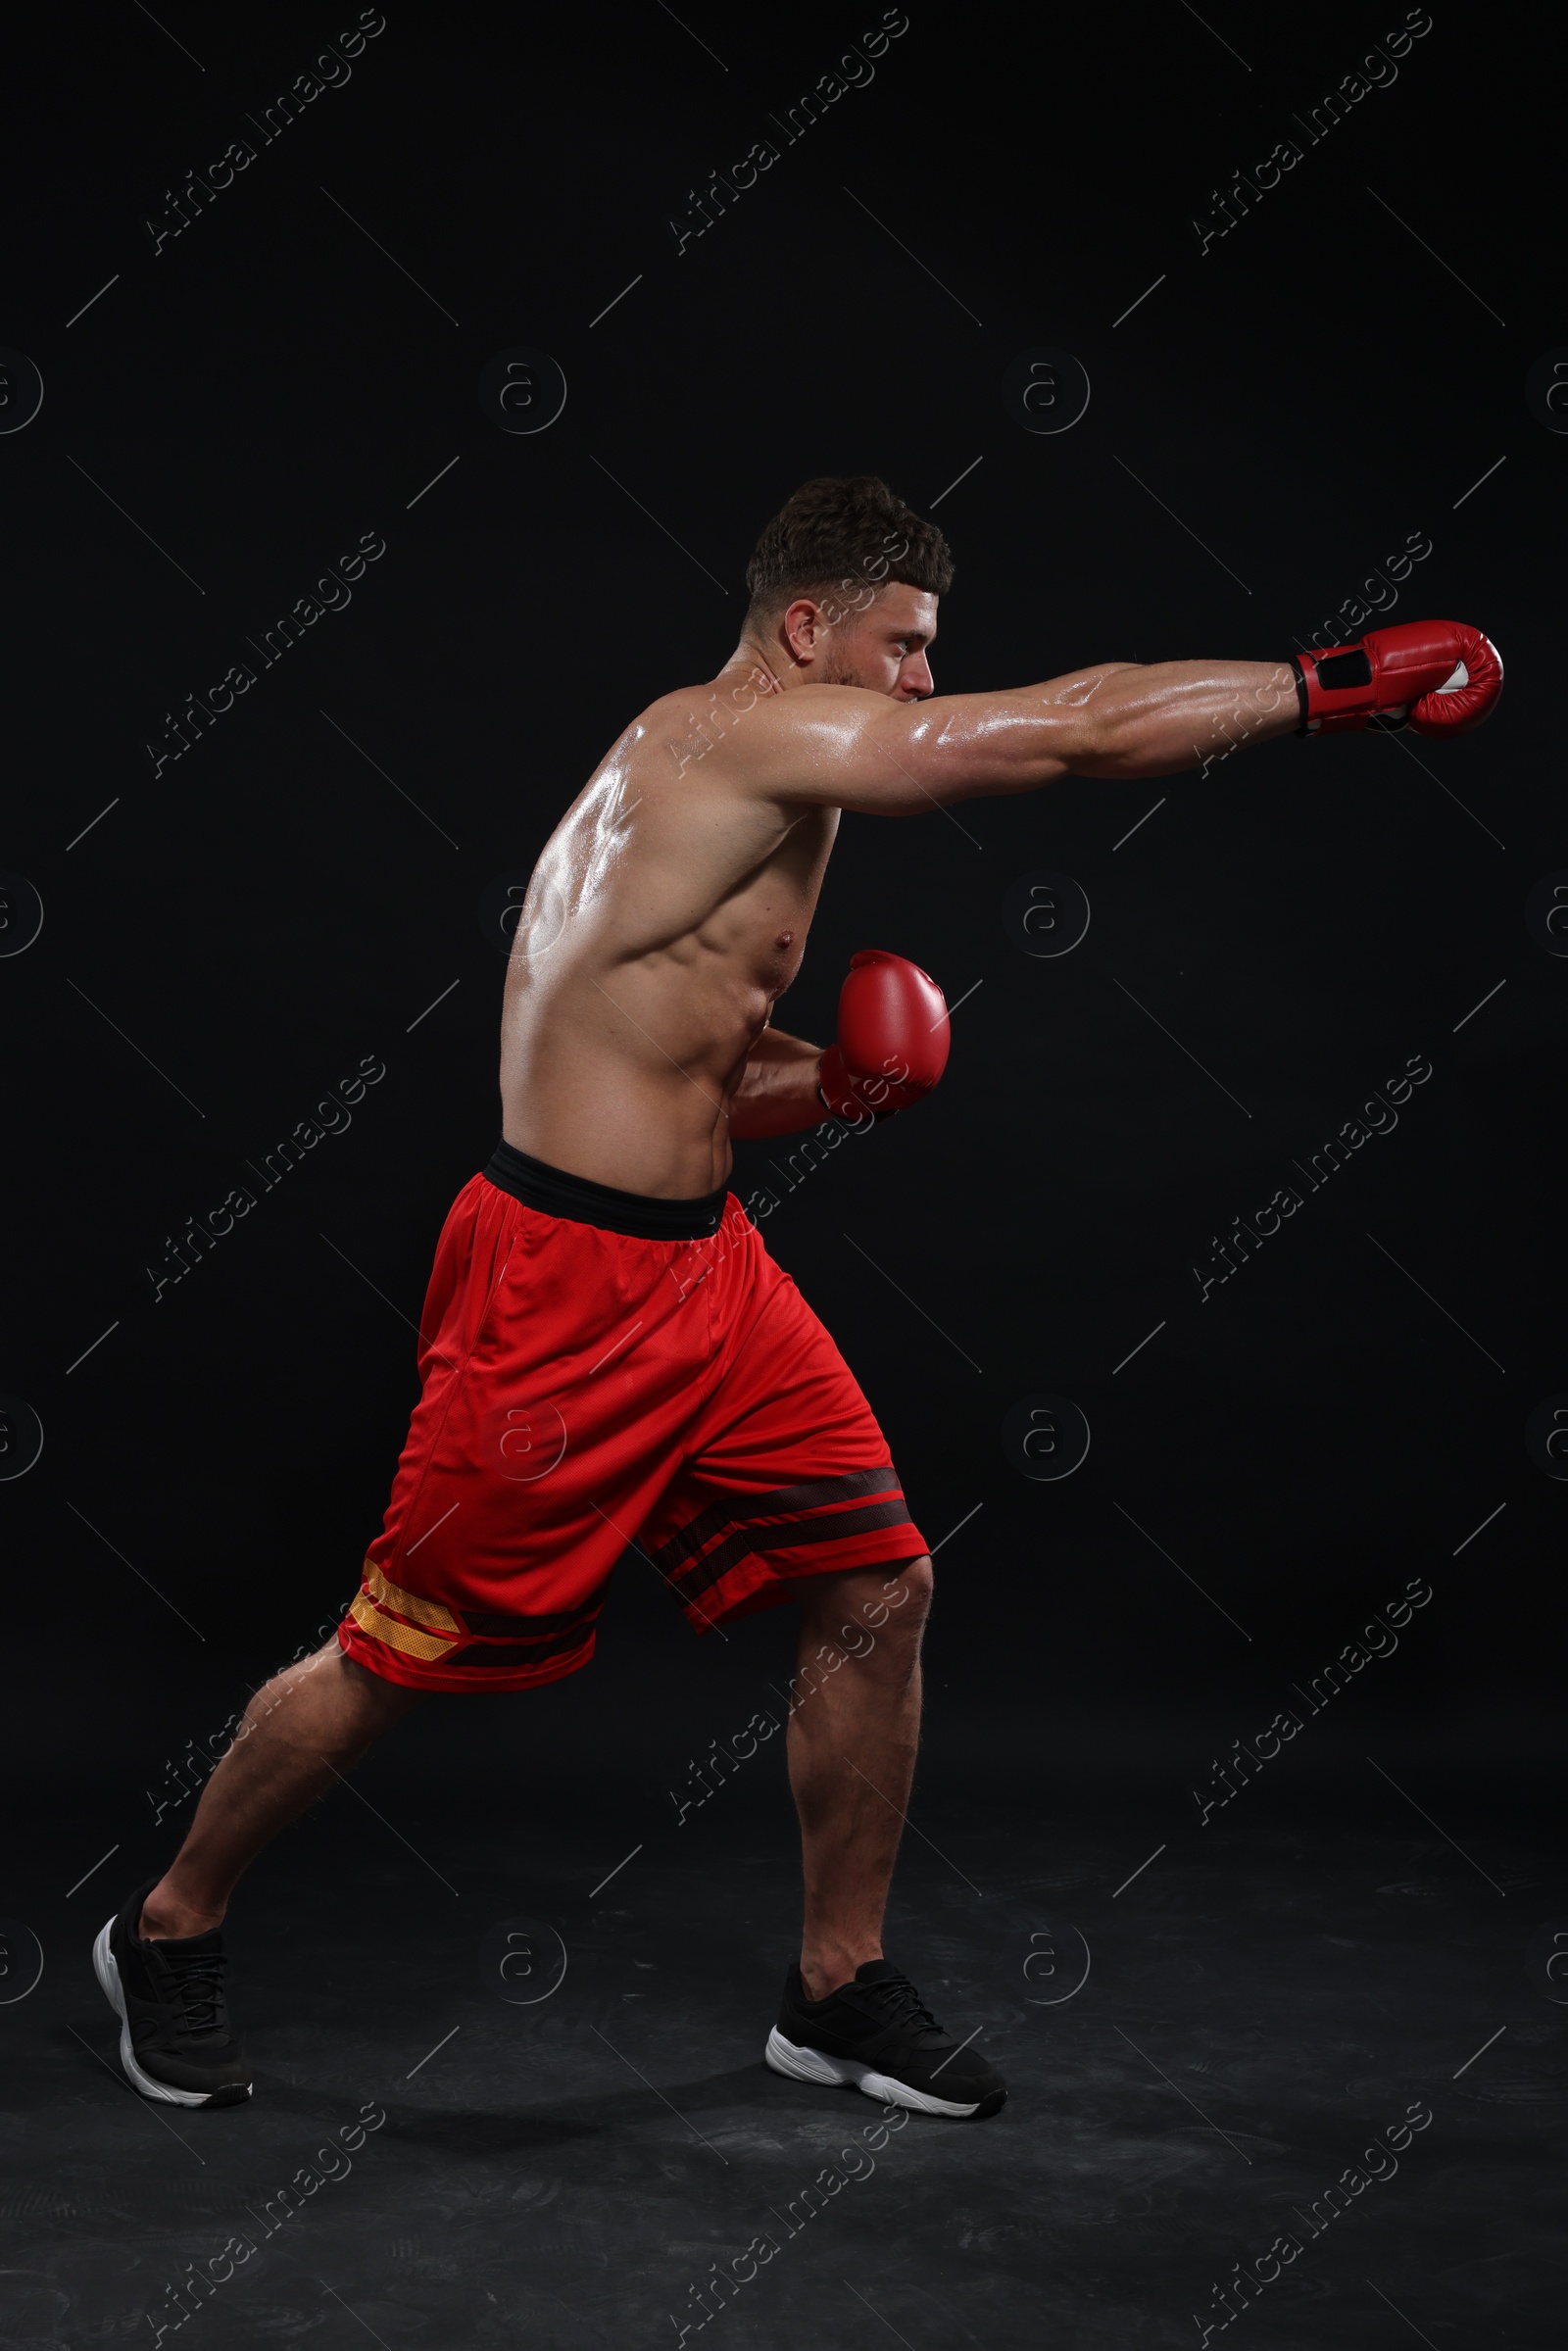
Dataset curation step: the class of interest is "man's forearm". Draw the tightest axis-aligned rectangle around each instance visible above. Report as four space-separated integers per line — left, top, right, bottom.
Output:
726 1027 826 1140
1066 658 1300 780
852 659 1303 812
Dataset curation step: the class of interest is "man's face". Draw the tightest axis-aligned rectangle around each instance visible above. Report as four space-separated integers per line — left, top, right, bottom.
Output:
788 581 938 700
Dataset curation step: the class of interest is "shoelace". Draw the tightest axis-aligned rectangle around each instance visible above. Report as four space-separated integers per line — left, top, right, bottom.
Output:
162 1945 228 2037
854 1974 946 2044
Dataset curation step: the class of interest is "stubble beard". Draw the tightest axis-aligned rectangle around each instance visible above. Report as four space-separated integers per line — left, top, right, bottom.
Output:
816 650 873 690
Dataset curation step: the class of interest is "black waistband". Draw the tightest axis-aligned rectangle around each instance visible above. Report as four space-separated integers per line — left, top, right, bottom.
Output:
483 1138 728 1240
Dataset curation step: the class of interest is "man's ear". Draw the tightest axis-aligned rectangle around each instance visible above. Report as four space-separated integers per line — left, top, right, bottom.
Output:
783 596 826 666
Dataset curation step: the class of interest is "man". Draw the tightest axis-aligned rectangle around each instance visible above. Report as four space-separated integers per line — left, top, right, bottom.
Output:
94 476 1500 2122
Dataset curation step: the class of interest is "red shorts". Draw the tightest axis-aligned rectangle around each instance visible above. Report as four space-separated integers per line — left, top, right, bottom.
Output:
338 1143 926 1692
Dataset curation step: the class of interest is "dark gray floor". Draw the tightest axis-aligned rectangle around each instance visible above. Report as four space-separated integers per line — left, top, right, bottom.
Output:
3 1744 1563 2350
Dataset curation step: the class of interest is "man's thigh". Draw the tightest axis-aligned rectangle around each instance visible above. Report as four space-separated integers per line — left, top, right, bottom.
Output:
640 1259 929 1636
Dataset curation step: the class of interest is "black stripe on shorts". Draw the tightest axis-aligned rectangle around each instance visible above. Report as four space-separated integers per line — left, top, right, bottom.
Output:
650 1465 904 1583
665 1494 916 1604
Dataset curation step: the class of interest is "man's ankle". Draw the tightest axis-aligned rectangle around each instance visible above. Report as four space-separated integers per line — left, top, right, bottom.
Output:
800 1948 880 2002
138 1885 225 1942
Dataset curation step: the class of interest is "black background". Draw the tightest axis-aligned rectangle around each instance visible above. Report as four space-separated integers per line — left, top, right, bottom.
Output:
4 5 1566 2343
4 1 1559 1778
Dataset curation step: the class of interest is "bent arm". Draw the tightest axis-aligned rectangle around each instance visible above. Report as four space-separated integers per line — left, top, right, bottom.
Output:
737 660 1300 812
726 1025 825 1141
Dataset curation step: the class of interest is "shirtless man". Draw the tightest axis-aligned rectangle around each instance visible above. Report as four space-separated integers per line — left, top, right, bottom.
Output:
94 475 1500 2122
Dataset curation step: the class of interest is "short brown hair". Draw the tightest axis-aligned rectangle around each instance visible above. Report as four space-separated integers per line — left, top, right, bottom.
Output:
744 475 954 621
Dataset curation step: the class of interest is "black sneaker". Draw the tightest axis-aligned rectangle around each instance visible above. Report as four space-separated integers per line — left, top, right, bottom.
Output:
92 1880 251 2107
765 1959 1005 2119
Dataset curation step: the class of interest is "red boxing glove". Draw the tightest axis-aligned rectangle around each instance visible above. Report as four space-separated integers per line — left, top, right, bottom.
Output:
1291 620 1502 738
817 951 950 1122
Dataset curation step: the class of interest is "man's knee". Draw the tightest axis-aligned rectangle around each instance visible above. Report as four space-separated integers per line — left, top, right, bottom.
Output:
863 1554 932 1626
802 1554 933 1654
890 1554 934 1620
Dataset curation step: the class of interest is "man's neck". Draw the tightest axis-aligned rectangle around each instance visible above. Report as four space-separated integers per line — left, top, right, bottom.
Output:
716 638 790 692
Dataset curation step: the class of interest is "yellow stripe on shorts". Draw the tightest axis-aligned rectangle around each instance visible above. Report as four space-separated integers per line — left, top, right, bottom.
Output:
350 1559 462 1662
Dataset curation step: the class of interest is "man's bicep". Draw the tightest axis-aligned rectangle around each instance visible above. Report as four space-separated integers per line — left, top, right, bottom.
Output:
833 691 1082 810
728 690 1071 814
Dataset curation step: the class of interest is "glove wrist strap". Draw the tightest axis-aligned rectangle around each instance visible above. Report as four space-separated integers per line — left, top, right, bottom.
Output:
1289 655 1310 735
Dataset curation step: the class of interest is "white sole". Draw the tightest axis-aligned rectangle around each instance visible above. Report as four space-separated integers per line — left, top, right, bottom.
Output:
764 2026 992 2119
91 1917 250 2108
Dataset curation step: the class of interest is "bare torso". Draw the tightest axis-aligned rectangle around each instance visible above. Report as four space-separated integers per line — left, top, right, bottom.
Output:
498 605 1305 1196
500 670 838 1197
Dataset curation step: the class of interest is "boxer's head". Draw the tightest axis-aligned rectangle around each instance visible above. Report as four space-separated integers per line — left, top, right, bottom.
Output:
743 474 953 700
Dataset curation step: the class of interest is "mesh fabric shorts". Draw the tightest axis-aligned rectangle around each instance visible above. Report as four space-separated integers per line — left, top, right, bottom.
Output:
338 1141 927 1692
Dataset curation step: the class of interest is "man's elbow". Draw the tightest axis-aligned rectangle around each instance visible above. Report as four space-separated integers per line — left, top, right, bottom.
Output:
1068 707 1191 781
1050 665 1152 774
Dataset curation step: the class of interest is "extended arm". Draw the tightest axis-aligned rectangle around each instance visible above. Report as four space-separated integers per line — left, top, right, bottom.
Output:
744 659 1300 814
916 657 1300 790
725 619 1499 814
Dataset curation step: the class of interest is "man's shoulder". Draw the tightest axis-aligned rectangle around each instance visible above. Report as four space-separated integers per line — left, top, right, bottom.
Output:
610 675 887 808
642 672 882 721
649 675 883 752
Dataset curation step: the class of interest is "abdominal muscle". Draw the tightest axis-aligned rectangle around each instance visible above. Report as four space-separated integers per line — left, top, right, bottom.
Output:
500 943 771 1198
496 736 834 1198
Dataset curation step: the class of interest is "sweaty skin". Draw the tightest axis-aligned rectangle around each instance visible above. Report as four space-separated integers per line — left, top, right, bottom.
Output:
499 582 1300 1196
